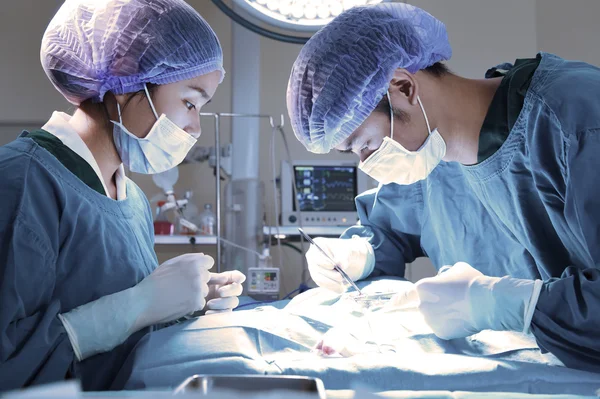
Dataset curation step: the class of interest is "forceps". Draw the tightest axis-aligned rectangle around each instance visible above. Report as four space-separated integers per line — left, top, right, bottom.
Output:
298 228 364 296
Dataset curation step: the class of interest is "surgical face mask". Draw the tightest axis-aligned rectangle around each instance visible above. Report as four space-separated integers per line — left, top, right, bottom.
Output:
358 91 446 185
112 85 197 174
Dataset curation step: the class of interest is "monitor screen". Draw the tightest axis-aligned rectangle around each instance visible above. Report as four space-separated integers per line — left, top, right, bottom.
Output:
293 165 357 212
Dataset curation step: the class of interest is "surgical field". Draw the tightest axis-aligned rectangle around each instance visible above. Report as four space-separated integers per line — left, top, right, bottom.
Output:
121 278 600 396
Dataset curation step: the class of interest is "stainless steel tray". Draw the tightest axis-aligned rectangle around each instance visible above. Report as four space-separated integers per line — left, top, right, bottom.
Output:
174 374 326 398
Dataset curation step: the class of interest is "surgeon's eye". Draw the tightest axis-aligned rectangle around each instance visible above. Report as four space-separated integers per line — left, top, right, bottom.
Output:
359 142 371 153
185 101 196 111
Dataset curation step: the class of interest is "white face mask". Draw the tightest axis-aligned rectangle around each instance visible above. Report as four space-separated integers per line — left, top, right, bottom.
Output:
358 91 446 185
112 85 197 175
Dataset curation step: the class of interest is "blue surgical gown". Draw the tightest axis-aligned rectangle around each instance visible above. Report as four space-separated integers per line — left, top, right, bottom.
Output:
0 136 158 390
344 53 600 373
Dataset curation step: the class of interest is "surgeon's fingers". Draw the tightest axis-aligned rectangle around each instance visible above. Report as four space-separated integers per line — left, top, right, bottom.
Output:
198 281 210 297
230 270 246 283
216 282 243 298
205 309 232 315
308 262 344 286
195 296 207 312
208 272 229 285
387 287 420 310
306 246 337 271
434 262 482 282
315 267 346 284
196 254 215 270
207 296 239 310
418 307 473 340
194 268 211 286
311 272 347 294
209 270 246 285
308 259 347 293
413 279 443 304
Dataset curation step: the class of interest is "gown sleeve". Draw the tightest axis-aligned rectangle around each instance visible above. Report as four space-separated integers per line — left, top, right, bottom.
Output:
530 127 600 373
0 156 75 390
342 187 424 278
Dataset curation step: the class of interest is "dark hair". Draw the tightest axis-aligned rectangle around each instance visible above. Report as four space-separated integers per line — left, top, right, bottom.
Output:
373 93 411 124
79 83 159 128
121 83 158 113
423 62 451 77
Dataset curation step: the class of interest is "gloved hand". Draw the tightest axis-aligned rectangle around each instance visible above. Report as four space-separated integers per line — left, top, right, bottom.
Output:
305 236 375 293
58 253 214 361
204 270 246 314
389 262 543 340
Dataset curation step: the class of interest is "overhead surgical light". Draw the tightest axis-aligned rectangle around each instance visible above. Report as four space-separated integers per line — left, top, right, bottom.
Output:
211 0 391 43
232 0 389 32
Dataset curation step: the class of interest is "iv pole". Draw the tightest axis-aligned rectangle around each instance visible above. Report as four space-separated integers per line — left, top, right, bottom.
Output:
200 112 285 273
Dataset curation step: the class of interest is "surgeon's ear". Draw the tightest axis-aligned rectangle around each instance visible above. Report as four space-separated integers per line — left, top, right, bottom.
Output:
390 68 419 106
105 91 144 121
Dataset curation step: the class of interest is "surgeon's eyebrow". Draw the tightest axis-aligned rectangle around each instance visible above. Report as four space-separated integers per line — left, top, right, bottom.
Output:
188 85 211 101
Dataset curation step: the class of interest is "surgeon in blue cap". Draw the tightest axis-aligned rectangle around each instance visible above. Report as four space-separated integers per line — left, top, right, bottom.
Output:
288 3 600 373
0 0 245 391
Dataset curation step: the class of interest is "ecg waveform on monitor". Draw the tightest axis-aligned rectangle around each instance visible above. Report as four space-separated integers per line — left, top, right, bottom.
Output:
322 193 355 201
323 180 354 189
294 165 357 212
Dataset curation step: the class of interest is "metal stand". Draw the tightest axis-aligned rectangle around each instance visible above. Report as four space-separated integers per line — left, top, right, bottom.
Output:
200 113 284 272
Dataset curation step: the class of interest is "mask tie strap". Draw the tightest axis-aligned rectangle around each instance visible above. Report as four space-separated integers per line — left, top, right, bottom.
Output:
144 84 160 120
386 91 394 140
116 102 124 124
417 96 432 135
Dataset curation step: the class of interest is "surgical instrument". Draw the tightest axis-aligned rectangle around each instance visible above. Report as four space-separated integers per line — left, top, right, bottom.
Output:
297 228 364 296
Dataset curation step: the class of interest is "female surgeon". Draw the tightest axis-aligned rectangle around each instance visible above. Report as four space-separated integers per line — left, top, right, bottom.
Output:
0 0 245 391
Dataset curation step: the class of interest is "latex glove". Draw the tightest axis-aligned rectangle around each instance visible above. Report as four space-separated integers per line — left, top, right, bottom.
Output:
204 270 246 314
305 236 375 293
58 253 214 361
389 262 543 340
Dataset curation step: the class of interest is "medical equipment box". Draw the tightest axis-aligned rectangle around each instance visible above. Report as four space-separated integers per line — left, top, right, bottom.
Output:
174 374 326 398
281 160 370 227
247 267 280 294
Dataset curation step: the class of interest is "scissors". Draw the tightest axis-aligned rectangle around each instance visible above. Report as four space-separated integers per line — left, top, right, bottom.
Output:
298 228 364 296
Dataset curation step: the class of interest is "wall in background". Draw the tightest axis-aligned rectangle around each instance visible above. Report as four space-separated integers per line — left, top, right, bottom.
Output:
536 0 600 67
0 1 69 124
2 0 599 294
412 0 537 78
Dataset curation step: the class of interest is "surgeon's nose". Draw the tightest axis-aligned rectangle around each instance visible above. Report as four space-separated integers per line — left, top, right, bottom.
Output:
187 115 201 139
360 148 377 163
187 127 201 139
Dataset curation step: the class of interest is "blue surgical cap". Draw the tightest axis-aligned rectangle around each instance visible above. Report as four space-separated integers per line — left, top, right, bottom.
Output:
41 0 225 105
287 3 451 154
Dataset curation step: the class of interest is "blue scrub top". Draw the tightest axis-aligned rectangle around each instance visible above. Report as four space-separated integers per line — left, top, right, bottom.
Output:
345 53 600 373
0 134 158 390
